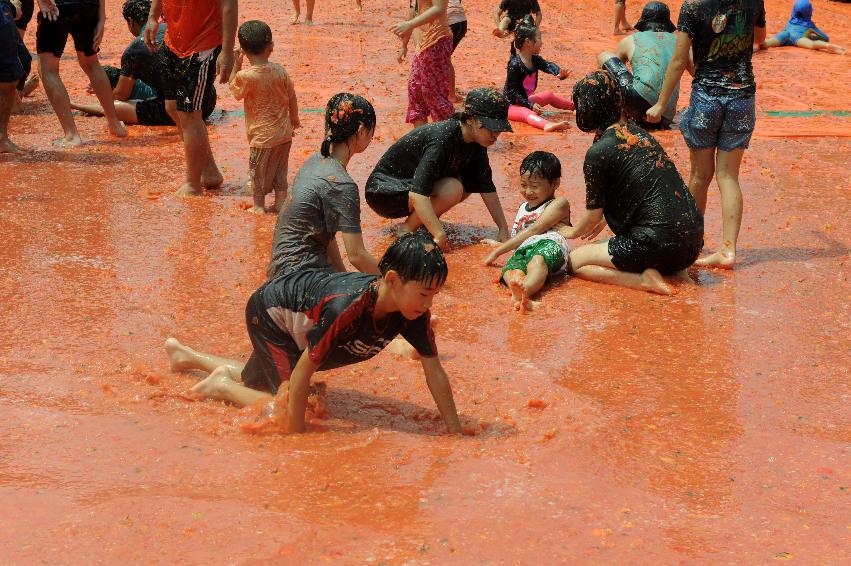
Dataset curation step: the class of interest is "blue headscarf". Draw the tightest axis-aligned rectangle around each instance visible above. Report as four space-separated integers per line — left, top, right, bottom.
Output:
789 0 815 28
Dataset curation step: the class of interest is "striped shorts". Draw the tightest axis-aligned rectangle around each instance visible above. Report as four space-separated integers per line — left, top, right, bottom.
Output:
157 43 220 113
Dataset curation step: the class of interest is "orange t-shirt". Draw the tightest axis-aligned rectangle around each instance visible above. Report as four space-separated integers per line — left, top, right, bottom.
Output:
163 0 222 58
416 0 452 54
230 63 298 148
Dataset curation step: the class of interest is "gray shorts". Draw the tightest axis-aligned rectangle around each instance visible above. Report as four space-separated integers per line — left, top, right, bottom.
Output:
680 84 756 152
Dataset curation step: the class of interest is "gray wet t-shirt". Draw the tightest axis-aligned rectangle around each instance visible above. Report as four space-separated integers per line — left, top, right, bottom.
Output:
267 154 362 279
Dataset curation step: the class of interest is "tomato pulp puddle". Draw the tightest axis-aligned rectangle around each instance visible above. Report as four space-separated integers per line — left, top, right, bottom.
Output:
1 0 848 563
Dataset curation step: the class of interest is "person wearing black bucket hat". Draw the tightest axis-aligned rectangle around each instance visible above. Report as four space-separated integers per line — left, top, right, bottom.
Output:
597 1 686 130
365 87 512 251
646 0 766 269
563 71 704 295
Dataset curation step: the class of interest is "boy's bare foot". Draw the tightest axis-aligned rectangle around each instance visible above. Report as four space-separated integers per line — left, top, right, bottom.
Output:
290 13 300 24
108 121 127 138
248 205 265 214
304 19 314 25
22 75 39 97
827 44 846 55
175 182 202 196
165 337 196 372
191 366 234 399
641 268 673 295
201 164 224 189
53 134 83 147
695 250 736 269
507 278 529 312
543 120 571 132
0 138 24 154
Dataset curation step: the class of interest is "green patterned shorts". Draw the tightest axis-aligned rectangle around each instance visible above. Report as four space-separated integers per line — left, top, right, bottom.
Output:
500 239 566 282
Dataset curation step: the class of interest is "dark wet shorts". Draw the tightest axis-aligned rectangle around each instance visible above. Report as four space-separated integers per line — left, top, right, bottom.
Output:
608 231 703 275
680 84 756 152
16 0 34 31
135 88 216 125
365 173 413 219
36 3 99 57
241 291 302 394
603 57 670 130
157 43 220 113
0 12 24 83
450 20 467 51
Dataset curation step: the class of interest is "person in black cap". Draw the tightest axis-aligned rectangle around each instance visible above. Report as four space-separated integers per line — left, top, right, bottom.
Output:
563 71 704 295
597 1 688 129
365 87 512 251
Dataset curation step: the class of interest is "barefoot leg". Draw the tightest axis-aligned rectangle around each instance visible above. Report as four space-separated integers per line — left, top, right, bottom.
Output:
522 255 549 298
569 240 673 295
192 365 271 405
696 147 744 269
165 337 246 375
290 0 300 23
39 53 82 146
0 81 24 153
502 269 527 310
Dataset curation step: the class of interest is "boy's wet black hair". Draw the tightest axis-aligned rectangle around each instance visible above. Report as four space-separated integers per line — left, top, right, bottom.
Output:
321 93 377 157
379 232 448 288
122 0 151 27
102 65 121 90
520 151 562 183
238 20 273 55
572 71 623 139
510 16 538 56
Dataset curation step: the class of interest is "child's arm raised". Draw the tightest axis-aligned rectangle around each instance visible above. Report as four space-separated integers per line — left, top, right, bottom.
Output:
283 350 321 433
484 198 570 265
420 356 461 434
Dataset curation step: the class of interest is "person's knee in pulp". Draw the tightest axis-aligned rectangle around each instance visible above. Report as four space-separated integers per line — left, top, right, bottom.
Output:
229 20 299 214
493 0 541 38
503 18 572 132
165 232 462 435
483 151 572 313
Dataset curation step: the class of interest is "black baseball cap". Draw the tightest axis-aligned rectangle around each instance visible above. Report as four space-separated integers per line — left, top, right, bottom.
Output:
634 2 676 33
464 88 513 133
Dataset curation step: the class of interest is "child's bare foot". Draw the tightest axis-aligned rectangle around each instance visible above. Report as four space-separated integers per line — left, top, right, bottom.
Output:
695 250 736 269
827 44 846 55
22 75 39 97
108 120 127 138
53 133 83 147
201 166 224 189
248 205 265 214
175 182 202 197
290 13 300 24
165 337 196 372
507 278 528 311
304 19 314 25
190 366 234 399
641 268 673 295
0 138 24 154
543 120 571 132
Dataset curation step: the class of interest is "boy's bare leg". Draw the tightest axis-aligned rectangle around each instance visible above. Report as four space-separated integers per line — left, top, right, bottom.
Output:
38 53 82 146
304 0 315 24
0 81 23 153
165 337 246 375
191 365 272 405
272 188 287 213
569 241 672 295
502 269 529 311
71 100 141 123
290 0 300 23
695 148 744 269
173 108 220 195
522 256 548 297
400 177 468 233
796 37 846 54
77 52 126 138
492 17 512 38
250 191 266 214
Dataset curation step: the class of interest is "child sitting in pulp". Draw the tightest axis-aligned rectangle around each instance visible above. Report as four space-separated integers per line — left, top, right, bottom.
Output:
484 151 571 312
493 0 542 38
229 20 300 214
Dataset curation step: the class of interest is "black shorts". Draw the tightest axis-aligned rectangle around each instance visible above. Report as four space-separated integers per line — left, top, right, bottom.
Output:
241 291 302 394
365 173 413 219
450 21 467 51
157 43 220 113
603 57 671 130
608 230 703 275
16 0 34 31
0 15 23 83
36 3 99 57
135 87 216 125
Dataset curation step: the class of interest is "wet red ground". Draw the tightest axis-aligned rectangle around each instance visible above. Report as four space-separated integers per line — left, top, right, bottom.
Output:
1 0 849 563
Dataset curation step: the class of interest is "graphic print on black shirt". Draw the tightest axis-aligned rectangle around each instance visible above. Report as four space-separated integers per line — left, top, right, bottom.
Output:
677 0 766 92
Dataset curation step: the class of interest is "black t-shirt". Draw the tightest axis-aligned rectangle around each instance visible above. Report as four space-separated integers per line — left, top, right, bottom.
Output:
503 53 560 109
677 0 765 93
583 124 703 241
367 119 496 196
120 24 167 95
499 0 541 20
256 270 437 370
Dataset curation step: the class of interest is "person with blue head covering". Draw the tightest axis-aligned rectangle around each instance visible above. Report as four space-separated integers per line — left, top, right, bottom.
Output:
757 0 846 54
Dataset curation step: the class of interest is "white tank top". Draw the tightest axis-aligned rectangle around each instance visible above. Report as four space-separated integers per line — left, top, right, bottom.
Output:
510 199 570 268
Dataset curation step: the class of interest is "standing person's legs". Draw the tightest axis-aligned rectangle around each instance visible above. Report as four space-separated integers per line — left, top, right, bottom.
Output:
305 0 315 24
448 20 467 103
174 108 216 196
38 52 81 145
406 49 430 127
687 148 716 214
290 0 301 24
695 148 744 268
613 0 632 34
418 38 455 124
76 52 126 137
400 177 469 233
0 80 23 153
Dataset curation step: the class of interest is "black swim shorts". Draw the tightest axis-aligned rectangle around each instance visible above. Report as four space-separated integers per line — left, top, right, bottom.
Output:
16 0 33 31
450 21 467 51
241 292 302 394
157 43 220 113
608 230 702 275
0 12 24 83
36 3 99 57
364 173 413 219
602 56 670 130
135 88 216 125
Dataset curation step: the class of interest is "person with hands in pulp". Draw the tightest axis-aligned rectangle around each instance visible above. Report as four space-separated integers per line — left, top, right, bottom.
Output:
144 0 237 196
365 87 513 251
164 232 462 435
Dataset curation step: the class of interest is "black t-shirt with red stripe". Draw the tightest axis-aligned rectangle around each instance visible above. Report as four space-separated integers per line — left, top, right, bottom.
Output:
252 270 437 371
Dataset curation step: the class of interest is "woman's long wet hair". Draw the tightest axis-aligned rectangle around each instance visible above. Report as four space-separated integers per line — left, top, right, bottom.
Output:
572 71 623 141
321 93 377 157
379 232 448 289
510 16 538 56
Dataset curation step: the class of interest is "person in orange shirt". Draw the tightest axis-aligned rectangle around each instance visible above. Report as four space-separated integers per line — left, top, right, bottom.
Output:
229 20 299 214
391 0 454 127
145 0 237 196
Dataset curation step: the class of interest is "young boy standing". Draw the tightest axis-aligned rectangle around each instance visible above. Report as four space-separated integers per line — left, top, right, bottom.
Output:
483 151 571 312
229 20 299 214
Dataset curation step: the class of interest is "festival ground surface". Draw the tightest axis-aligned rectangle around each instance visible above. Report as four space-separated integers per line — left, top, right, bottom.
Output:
1 0 849 563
